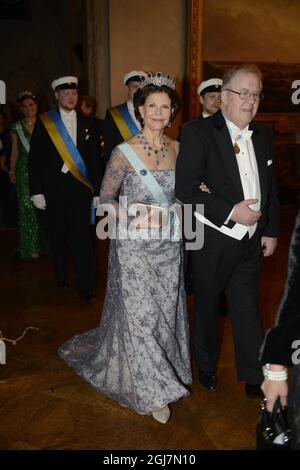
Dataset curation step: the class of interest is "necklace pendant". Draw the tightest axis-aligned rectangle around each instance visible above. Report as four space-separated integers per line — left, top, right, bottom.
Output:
233 142 240 155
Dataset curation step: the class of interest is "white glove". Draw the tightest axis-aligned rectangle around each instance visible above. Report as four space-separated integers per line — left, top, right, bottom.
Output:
93 196 100 208
31 194 46 210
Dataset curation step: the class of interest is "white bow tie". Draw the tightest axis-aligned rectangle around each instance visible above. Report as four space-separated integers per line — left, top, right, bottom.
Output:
233 129 253 142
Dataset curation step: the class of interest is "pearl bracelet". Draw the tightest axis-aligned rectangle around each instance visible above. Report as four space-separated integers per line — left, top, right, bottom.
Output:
263 363 288 381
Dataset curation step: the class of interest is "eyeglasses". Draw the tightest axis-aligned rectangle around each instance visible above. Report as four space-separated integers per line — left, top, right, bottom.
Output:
225 89 264 101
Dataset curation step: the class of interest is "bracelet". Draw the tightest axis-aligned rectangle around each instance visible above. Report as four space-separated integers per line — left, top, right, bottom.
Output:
263 363 288 381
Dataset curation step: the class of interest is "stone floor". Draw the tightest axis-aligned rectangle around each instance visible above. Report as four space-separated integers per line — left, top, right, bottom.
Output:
0 204 297 451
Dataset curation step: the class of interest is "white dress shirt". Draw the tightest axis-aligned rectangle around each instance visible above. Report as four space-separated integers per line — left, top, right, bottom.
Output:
127 100 141 131
59 107 77 174
225 118 261 238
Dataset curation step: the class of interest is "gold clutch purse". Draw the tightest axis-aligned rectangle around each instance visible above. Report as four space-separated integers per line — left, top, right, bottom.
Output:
129 202 168 228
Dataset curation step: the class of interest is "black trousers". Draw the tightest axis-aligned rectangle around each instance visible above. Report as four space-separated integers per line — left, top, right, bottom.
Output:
44 176 95 290
191 226 264 384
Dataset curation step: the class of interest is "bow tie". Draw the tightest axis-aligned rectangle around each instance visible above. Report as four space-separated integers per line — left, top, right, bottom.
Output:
233 130 253 142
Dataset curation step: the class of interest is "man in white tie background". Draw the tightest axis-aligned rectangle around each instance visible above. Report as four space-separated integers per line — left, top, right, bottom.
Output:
197 78 223 119
102 70 147 166
175 65 280 398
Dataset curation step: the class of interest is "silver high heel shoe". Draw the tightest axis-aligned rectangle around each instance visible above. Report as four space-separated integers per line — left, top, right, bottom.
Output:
152 405 171 424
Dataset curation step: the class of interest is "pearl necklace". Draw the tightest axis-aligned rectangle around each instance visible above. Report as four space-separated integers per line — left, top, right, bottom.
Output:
137 132 169 165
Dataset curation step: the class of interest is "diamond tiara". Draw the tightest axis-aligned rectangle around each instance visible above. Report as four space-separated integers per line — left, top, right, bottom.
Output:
17 90 36 100
140 72 175 90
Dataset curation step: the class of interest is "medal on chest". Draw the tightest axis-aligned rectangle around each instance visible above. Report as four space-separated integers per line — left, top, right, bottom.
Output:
233 142 240 155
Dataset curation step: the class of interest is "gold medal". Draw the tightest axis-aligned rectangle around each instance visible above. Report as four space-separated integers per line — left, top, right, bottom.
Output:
233 142 240 155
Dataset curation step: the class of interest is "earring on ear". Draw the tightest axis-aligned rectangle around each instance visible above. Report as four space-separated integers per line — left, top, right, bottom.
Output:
167 121 172 128
141 117 144 127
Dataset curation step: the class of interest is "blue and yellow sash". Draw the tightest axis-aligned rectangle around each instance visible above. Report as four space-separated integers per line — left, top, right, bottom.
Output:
40 110 94 193
110 103 139 140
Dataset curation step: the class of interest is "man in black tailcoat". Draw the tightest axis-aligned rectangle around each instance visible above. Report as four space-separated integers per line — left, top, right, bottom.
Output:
103 70 146 166
176 65 280 398
28 76 103 301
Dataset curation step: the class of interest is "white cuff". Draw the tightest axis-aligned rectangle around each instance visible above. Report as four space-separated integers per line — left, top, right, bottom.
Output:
61 163 69 174
224 206 235 225
93 196 100 208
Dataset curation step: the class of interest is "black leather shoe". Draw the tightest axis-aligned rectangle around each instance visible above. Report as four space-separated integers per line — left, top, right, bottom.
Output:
57 280 69 289
199 371 219 392
79 288 96 302
245 382 264 400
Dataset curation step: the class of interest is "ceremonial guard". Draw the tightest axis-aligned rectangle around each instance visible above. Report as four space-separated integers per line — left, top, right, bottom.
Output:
28 76 103 301
197 78 223 118
103 70 146 165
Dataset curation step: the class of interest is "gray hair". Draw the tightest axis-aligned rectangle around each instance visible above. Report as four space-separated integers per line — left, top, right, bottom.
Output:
221 64 263 90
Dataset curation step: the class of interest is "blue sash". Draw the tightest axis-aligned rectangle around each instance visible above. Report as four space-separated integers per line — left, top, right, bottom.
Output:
43 110 95 223
116 103 139 137
118 142 181 241
47 110 93 190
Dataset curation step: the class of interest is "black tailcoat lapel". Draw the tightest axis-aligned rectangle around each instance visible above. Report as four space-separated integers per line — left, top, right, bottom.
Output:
76 112 86 154
212 112 244 200
76 113 95 167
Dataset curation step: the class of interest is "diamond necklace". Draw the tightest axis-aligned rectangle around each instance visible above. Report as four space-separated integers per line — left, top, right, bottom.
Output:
137 132 169 165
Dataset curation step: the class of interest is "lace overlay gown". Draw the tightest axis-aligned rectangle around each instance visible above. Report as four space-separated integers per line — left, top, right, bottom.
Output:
58 146 192 415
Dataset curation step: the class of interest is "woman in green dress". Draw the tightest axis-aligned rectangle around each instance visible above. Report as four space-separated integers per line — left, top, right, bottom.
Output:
9 91 45 259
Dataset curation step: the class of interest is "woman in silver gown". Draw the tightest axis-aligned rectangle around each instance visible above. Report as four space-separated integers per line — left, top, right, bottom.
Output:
58 73 192 424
